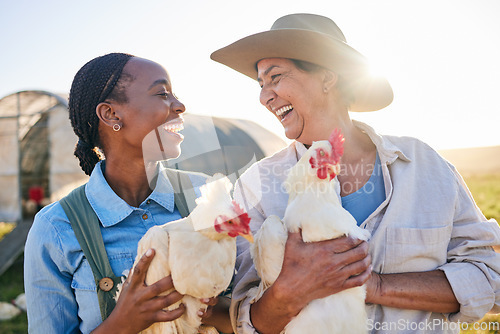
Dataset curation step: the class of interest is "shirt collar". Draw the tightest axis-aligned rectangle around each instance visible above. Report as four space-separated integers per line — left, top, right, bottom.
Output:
352 120 411 164
86 161 175 227
293 120 411 165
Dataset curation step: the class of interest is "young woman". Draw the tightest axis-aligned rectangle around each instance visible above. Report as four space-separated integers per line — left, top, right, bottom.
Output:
24 53 232 333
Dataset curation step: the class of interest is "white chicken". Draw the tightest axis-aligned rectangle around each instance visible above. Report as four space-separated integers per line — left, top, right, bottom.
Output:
127 173 253 334
249 129 370 334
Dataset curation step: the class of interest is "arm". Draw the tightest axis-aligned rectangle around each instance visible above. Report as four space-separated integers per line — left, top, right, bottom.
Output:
364 165 500 321
366 270 459 313
437 168 500 321
251 232 371 334
92 249 185 334
24 216 81 333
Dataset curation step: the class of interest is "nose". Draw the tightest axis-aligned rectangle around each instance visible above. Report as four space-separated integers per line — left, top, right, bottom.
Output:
259 85 276 108
171 96 185 114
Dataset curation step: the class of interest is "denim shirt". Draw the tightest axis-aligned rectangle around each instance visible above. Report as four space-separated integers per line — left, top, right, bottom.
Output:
230 121 500 334
24 161 206 334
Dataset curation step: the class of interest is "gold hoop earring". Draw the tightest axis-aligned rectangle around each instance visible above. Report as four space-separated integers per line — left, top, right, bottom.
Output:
113 124 121 132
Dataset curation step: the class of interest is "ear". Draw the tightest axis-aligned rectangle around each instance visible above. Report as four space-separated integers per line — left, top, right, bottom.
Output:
322 69 338 93
96 102 121 129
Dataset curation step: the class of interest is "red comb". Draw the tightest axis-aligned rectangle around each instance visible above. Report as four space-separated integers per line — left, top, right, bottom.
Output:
232 201 251 227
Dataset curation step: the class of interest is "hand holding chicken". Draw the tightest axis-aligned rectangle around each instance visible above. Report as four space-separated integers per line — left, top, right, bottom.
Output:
121 174 252 334
250 129 370 333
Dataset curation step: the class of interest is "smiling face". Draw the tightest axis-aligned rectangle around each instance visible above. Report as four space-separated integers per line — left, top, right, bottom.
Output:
111 57 186 161
257 58 329 145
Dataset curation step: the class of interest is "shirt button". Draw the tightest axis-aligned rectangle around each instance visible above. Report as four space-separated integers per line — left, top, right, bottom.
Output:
99 277 114 292
146 200 151 204
142 214 148 220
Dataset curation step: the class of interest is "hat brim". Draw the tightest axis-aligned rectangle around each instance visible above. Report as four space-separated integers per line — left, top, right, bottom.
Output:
211 29 393 112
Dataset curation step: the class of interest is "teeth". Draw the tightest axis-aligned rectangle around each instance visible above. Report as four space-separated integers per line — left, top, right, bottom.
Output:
275 105 293 117
164 123 184 133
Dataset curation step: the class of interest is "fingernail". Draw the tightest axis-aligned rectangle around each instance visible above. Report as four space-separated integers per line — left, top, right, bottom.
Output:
197 310 204 317
145 249 153 257
201 298 210 303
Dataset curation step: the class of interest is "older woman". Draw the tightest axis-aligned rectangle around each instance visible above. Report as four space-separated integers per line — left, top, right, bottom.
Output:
24 53 232 333
211 14 500 334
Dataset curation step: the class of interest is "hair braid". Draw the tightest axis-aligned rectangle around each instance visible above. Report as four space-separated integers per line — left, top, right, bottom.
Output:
68 53 134 175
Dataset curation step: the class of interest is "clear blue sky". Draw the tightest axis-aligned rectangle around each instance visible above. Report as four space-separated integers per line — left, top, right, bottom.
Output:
1 0 499 149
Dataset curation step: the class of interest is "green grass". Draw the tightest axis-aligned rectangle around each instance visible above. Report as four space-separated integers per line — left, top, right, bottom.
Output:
0 255 27 333
0 174 499 333
464 174 500 222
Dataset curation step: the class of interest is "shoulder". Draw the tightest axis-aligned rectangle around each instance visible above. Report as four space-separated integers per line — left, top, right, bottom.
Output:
29 201 69 238
382 134 462 191
385 135 454 169
25 201 72 263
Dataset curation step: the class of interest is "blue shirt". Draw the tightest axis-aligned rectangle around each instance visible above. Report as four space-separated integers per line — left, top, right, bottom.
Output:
341 153 385 225
24 161 207 334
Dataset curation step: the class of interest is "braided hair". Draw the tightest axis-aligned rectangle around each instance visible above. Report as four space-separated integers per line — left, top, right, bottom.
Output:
68 53 134 175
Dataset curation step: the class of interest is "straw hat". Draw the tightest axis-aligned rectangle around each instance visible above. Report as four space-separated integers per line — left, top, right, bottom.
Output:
211 13 393 112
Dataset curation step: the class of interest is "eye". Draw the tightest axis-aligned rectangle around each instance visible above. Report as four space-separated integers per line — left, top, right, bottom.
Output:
271 74 281 83
157 91 170 97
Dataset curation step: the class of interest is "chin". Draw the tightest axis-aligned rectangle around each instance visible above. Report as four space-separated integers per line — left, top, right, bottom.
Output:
164 146 181 160
285 126 308 144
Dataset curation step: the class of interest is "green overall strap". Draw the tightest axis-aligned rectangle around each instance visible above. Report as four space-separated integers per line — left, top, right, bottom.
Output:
165 168 199 218
59 184 122 321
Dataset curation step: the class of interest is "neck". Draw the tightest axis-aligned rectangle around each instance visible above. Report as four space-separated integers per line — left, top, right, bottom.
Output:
301 112 374 163
339 120 376 165
103 153 154 208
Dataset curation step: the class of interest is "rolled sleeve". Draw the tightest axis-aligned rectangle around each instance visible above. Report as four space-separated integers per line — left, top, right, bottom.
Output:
440 261 497 322
232 296 259 334
438 170 500 322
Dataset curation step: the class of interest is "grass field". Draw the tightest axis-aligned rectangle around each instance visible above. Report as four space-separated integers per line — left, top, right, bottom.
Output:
0 173 499 333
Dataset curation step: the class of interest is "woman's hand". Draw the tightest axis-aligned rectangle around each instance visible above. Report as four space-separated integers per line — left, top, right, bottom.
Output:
251 231 371 334
92 249 185 334
198 296 218 319
275 231 371 313
199 296 234 333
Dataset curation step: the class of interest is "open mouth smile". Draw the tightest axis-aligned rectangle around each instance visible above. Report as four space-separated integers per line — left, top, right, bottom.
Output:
163 118 184 134
275 105 293 120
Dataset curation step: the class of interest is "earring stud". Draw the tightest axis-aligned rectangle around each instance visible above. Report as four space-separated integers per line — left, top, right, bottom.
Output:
113 124 121 132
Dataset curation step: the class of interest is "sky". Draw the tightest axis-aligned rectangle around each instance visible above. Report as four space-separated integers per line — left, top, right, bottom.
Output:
1 0 499 150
